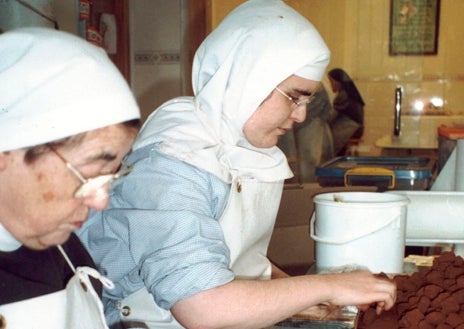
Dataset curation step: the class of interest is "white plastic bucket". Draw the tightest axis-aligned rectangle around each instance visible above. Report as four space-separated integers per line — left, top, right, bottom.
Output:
310 192 409 273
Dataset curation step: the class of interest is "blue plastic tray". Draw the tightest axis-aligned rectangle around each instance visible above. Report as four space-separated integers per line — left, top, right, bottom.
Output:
315 156 435 191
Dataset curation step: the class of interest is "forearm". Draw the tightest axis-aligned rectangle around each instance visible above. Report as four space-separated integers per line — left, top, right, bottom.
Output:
172 275 326 329
171 271 395 329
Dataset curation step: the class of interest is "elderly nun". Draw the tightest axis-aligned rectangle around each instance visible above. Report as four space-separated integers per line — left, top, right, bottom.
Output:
0 27 140 328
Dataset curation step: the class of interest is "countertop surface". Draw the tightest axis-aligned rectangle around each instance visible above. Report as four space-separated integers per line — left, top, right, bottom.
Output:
375 134 437 149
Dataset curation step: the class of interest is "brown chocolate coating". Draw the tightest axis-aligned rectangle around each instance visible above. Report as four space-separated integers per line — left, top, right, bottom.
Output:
358 252 464 329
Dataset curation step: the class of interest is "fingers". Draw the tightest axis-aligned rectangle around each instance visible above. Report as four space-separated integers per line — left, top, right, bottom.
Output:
326 270 397 311
373 272 389 279
375 301 386 315
372 273 397 314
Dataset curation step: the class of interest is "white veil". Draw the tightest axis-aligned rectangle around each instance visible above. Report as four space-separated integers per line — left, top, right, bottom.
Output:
134 0 330 183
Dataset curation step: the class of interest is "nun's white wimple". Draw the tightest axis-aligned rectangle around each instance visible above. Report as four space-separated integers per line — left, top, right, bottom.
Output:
134 0 330 183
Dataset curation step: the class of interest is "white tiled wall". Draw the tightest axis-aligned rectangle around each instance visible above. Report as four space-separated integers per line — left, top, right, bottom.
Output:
129 0 188 122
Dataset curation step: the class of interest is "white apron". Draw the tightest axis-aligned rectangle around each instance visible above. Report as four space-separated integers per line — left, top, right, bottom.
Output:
0 245 114 329
118 177 283 328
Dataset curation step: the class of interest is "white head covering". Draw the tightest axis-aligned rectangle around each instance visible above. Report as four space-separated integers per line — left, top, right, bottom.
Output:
134 0 330 183
0 27 140 152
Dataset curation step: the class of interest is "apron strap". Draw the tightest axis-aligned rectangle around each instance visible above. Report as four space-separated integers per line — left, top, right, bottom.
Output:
57 244 76 272
57 244 115 290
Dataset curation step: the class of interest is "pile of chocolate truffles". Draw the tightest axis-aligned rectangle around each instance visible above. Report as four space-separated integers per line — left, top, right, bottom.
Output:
359 252 464 329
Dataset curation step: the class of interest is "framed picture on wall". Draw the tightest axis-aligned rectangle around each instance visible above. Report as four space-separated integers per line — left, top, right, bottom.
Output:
389 0 440 55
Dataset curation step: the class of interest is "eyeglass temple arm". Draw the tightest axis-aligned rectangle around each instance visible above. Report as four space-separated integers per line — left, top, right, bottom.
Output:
66 163 87 183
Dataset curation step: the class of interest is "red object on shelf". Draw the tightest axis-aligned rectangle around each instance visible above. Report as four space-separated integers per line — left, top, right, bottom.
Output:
438 125 464 140
437 125 464 172
86 26 103 47
79 0 91 20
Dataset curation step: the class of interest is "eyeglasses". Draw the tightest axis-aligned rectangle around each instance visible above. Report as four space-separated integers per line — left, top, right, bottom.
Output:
49 147 132 199
274 87 315 107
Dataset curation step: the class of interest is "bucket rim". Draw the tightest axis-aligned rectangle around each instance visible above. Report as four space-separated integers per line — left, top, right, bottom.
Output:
314 191 409 207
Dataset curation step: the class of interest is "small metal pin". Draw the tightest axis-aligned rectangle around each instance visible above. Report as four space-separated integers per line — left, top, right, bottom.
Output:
121 306 131 317
80 280 88 292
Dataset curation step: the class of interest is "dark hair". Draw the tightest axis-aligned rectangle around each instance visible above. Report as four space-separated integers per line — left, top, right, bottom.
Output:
328 68 365 106
24 119 140 164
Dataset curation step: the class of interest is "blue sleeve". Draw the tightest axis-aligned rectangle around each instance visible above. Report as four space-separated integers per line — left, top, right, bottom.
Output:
79 146 234 310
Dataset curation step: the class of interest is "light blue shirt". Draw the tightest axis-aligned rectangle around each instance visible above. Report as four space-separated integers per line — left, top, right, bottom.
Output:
78 144 235 325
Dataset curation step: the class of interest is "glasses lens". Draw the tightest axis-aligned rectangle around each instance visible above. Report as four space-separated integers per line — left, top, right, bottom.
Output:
298 96 314 106
275 87 315 107
73 166 132 198
74 175 114 198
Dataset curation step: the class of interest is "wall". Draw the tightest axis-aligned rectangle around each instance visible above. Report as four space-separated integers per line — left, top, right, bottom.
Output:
129 0 189 121
0 0 195 123
351 0 464 154
0 0 76 33
5 1 461 152
207 0 464 155
53 0 77 34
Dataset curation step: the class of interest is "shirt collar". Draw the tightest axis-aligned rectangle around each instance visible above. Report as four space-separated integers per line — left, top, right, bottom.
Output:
0 222 22 252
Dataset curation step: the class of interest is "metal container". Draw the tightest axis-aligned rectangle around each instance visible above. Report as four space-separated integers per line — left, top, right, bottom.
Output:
269 305 358 328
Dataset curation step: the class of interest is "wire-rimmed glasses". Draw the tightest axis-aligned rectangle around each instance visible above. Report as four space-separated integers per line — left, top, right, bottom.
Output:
49 147 132 198
274 87 315 107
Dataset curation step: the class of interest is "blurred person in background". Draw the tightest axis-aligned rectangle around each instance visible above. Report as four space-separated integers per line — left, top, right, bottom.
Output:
328 68 365 155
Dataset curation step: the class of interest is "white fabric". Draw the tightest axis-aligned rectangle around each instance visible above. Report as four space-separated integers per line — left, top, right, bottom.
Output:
0 289 67 328
0 223 21 251
0 27 140 152
219 177 283 279
0 249 114 329
65 266 114 329
133 0 330 183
